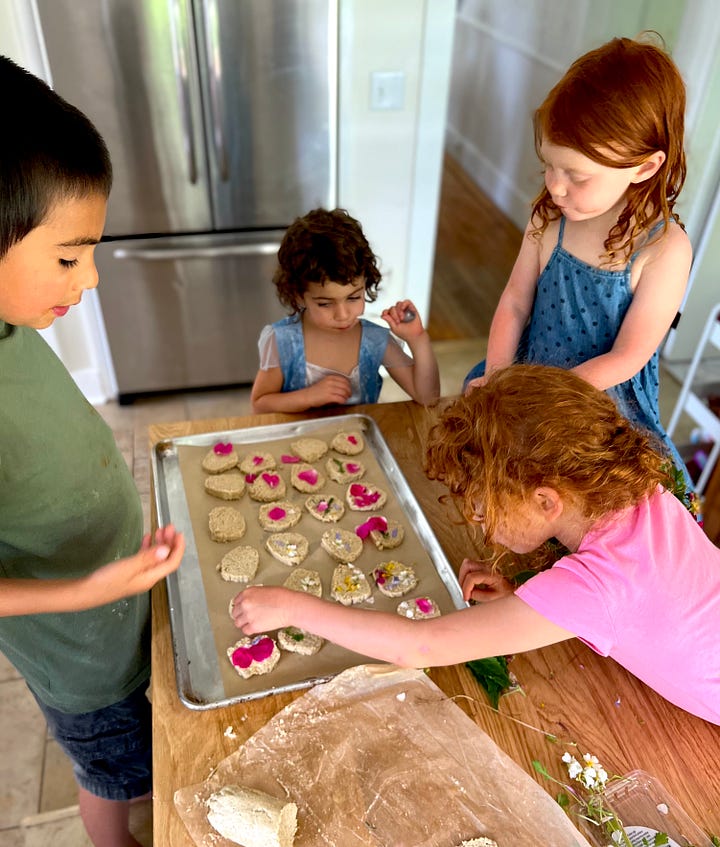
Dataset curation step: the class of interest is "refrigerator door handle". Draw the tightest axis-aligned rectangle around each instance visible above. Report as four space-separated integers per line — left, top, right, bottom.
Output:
112 243 282 261
200 0 229 181
169 0 199 184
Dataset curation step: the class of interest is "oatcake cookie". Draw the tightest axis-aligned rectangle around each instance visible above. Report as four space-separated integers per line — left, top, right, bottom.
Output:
372 561 418 597
290 437 328 463
370 518 405 550
227 635 280 679
204 469 246 500
258 501 302 531
304 494 345 522
248 472 286 502
283 567 322 597
331 564 372 605
201 444 239 474
331 431 364 455
208 506 246 542
346 482 387 511
239 451 276 473
278 626 324 655
321 527 363 562
216 546 259 583
265 532 309 566
396 596 441 620
326 456 366 483
290 463 326 493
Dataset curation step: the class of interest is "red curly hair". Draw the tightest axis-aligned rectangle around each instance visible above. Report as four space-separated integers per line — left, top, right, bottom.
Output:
425 365 672 547
273 208 382 313
531 34 687 265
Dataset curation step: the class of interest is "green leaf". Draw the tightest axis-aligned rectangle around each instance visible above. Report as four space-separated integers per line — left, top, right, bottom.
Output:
466 656 512 709
653 834 669 846
557 791 570 809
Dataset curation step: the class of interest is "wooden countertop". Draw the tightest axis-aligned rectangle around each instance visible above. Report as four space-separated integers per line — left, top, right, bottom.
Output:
149 401 720 845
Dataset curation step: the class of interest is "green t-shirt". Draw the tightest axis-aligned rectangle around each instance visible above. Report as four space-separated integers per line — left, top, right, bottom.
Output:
0 321 147 712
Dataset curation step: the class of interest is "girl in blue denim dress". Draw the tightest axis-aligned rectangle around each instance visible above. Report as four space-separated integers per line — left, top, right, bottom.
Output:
251 208 440 413
464 36 693 487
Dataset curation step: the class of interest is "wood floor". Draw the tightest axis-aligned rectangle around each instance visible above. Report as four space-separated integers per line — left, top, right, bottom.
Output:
428 153 523 340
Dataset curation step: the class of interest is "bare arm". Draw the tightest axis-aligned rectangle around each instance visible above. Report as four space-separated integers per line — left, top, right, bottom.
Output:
231 584 574 668
0 525 185 617
381 300 440 405
251 366 352 414
572 226 692 390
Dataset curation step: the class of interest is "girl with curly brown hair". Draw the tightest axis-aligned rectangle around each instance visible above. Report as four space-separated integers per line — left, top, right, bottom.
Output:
233 366 720 725
463 35 693 486
251 208 439 412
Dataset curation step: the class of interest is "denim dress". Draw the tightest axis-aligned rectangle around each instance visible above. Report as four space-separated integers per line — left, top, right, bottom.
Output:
465 217 692 486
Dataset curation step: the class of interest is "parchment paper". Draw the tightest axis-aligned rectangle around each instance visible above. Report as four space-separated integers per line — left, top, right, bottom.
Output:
176 418 462 703
174 664 591 847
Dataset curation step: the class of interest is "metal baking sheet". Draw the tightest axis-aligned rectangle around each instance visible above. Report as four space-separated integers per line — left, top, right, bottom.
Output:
152 414 465 710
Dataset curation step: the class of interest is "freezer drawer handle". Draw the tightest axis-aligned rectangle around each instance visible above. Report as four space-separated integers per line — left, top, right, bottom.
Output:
112 243 282 261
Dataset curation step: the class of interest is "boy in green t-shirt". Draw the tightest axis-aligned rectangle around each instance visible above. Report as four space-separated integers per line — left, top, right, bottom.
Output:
0 56 185 846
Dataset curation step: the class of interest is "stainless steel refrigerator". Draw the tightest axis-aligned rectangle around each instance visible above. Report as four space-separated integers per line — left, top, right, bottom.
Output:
36 0 336 402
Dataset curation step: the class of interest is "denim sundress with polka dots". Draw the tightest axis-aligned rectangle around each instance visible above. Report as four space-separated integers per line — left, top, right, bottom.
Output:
523 216 691 485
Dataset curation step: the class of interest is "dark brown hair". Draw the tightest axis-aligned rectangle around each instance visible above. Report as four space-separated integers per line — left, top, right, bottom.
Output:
273 208 382 313
425 365 672 546
531 34 686 264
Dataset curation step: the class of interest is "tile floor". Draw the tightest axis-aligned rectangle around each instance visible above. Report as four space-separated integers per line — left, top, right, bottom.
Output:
0 338 691 847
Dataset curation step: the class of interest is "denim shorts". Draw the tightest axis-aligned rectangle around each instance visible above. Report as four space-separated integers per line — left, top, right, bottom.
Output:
31 682 152 801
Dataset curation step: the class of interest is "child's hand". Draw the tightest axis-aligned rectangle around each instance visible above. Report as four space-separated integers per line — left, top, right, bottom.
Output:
458 557 514 603
381 299 425 340
464 375 488 394
85 525 185 605
230 585 299 634
306 374 353 407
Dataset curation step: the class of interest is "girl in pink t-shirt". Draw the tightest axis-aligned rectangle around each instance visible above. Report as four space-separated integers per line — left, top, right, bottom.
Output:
231 364 720 725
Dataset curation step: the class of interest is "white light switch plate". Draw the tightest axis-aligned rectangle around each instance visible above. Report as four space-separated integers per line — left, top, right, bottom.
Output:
370 71 405 110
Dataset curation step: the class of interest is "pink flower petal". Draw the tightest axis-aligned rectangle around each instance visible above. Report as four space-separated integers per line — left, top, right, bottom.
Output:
316 500 329 512
416 598 432 614
348 435 358 445
262 473 280 488
355 516 388 539
346 463 360 474
213 442 233 455
298 469 318 485
268 507 286 521
350 483 367 496
231 646 252 668
245 473 257 483
281 454 301 463
252 455 264 466
249 637 274 662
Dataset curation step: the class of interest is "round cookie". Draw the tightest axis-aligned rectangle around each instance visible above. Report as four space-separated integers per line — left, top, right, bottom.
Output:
277 626 324 656
258 501 302 531
204 469 246 500
305 494 345 522
208 506 246 542
248 471 286 502
372 561 418 597
265 532 309 566
331 564 372 605
227 635 280 679
326 456 366 483
239 451 276 473
283 567 322 597
370 518 405 550
331 431 364 455
290 437 328 463
216 546 259 583
396 596 441 620
291 463 326 493
201 445 239 474
321 527 363 562
346 482 387 511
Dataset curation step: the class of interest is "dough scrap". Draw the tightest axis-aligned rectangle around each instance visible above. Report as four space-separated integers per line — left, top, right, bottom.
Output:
206 784 297 847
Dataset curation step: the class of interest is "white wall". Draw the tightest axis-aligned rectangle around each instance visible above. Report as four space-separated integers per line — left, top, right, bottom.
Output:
0 0 455 403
